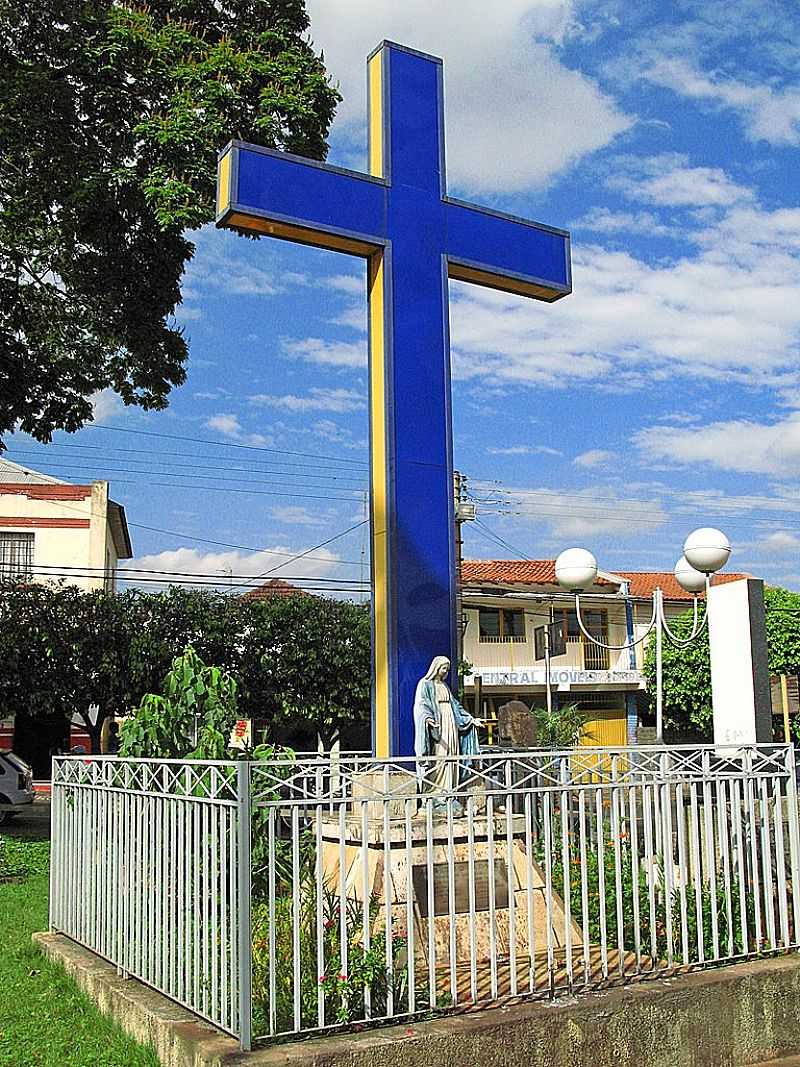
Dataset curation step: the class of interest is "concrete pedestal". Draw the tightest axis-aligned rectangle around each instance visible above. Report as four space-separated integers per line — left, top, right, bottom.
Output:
320 794 578 967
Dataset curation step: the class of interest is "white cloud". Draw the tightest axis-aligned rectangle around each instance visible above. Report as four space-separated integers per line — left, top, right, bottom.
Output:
312 419 365 451
324 274 364 295
488 444 562 457
762 531 800 552
641 55 800 147
123 544 340 590
447 201 800 391
475 483 668 538
174 304 202 321
282 337 367 369
608 154 754 208
184 227 308 299
90 390 122 424
574 449 617 468
271 505 329 528
307 0 632 193
487 445 562 456
573 207 673 237
205 413 272 448
634 412 800 477
250 387 365 414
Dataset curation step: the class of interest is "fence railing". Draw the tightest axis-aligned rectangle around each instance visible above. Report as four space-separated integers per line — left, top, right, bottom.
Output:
50 745 800 1051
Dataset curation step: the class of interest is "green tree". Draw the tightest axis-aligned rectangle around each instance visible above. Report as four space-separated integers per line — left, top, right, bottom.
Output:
0 0 339 443
250 595 371 747
642 585 800 738
0 582 132 752
0 583 371 752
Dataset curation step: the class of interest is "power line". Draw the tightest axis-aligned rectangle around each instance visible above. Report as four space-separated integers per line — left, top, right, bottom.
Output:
472 518 532 561
12 568 369 594
1 459 366 494
5 449 367 484
85 423 368 466
227 519 369 593
50 477 361 502
468 480 800 531
20 561 368 584
126 521 366 567
6 442 365 474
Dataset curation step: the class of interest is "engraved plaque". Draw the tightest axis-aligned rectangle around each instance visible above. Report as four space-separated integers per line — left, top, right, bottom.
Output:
412 861 509 917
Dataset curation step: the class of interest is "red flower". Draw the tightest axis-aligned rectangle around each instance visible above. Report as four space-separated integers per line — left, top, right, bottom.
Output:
319 974 327 984
339 973 348 982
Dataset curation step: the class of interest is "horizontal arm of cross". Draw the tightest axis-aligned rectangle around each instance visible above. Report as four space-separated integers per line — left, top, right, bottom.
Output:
217 141 387 256
444 197 571 302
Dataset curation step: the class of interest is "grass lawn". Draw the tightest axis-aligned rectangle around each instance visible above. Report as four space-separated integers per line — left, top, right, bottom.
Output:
0 838 160 1067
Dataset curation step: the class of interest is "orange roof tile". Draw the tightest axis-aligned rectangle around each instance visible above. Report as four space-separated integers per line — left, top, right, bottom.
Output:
462 559 559 585
461 559 750 601
614 571 749 601
242 578 310 600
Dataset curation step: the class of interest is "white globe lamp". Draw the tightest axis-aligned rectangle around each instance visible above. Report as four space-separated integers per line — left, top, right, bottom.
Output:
555 548 598 591
674 556 707 595
683 527 731 574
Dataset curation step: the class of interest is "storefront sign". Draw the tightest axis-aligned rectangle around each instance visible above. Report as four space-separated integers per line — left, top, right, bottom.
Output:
229 718 253 750
465 668 643 688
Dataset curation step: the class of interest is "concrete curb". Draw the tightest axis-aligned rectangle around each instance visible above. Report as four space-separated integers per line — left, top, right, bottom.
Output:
33 932 800 1067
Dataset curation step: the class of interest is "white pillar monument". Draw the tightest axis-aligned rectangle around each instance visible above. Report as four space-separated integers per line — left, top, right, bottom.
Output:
707 578 772 747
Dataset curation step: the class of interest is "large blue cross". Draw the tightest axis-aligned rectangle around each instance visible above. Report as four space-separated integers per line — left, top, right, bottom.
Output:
216 41 571 757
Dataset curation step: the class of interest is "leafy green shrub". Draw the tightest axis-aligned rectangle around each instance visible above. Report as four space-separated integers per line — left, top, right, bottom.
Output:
533 702 593 748
547 826 757 964
119 645 239 759
252 879 408 1033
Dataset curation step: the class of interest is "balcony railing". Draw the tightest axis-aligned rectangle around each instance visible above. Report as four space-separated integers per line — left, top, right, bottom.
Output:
566 634 610 670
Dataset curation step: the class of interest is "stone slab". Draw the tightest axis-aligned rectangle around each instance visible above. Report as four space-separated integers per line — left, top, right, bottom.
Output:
33 931 800 1067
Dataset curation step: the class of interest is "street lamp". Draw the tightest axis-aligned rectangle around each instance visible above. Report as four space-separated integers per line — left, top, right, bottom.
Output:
554 528 731 745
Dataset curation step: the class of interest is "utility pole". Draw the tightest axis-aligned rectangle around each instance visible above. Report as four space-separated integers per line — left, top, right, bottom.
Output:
453 470 476 672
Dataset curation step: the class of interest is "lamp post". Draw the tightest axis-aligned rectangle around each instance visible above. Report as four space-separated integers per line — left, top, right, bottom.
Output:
554 528 731 744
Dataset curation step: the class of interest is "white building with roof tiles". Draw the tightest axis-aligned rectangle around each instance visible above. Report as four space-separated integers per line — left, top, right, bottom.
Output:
460 559 749 746
0 457 132 592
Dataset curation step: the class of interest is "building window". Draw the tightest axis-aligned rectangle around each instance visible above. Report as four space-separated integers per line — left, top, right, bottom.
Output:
0 532 34 581
478 607 526 642
554 607 610 669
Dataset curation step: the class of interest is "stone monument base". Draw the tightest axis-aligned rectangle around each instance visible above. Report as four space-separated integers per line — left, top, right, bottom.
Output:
319 777 579 968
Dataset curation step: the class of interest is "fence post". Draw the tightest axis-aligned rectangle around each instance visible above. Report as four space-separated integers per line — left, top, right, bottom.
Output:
237 761 253 1051
783 745 800 941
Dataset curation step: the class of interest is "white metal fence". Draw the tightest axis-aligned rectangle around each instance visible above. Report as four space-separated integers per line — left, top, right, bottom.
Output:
50 758 250 1039
50 745 800 1051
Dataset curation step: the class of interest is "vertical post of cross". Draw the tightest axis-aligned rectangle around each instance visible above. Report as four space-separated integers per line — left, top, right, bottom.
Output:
366 42 457 758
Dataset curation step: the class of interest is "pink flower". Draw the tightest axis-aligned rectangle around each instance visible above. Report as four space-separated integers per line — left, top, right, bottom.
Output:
319 974 327 984
339 973 348 982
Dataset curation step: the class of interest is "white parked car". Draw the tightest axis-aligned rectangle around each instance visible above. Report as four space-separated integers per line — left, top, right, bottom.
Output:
0 751 35 825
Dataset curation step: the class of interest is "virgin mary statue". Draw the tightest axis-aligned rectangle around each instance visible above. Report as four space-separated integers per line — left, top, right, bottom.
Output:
413 655 483 797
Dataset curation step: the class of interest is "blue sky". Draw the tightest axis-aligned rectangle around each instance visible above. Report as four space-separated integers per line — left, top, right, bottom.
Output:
9 0 800 594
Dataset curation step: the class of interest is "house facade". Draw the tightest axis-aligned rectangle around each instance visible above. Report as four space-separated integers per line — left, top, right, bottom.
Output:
0 458 132 592
460 559 748 746
0 458 133 769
